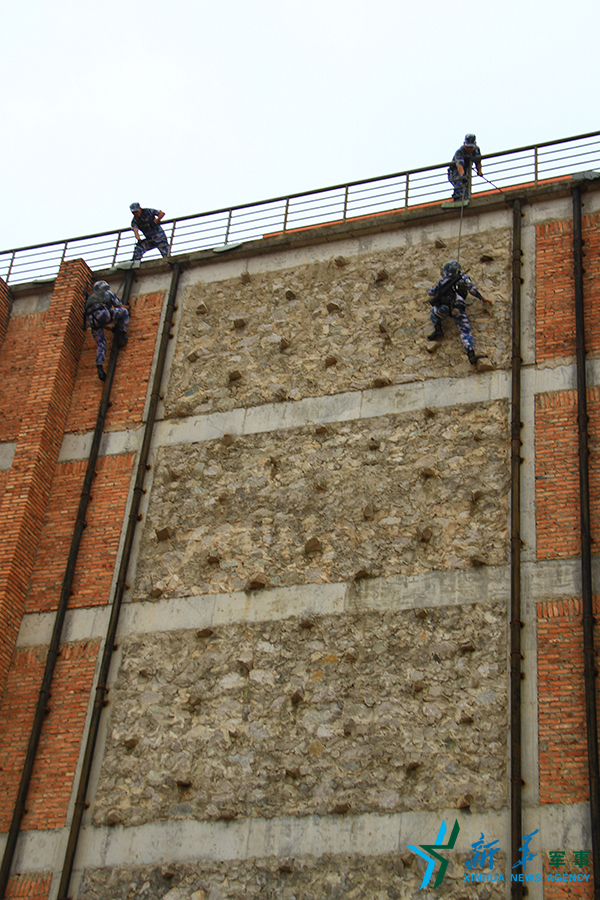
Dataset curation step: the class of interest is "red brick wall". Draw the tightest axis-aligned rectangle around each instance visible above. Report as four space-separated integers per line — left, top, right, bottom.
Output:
0 313 47 443
65 291 165 434
542 853 594 900
26 453 136 613
537 598 600 804
0 640 100 831
0 260 91 701
536 214 600 362
535 388 600 559
5 873 51 900
0 277 10 351
0 470 7 513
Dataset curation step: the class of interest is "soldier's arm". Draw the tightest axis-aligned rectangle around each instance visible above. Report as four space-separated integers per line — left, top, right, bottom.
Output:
472 286 492 305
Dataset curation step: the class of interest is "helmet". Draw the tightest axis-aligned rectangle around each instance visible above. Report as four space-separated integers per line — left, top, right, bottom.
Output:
442 260 461 277
464 133 477 147
93 280 110 292
130 202 141 211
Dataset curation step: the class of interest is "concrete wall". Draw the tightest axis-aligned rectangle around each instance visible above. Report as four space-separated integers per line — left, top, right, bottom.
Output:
2 181 600 899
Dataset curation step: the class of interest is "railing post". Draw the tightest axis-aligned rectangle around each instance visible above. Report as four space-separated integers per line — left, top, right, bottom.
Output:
111 232 122 267
343 186 349 222
60 242 68 266
404 174 410 209
534 146 539 184
224 210 233 245
282 198 290 234
169 221 177 255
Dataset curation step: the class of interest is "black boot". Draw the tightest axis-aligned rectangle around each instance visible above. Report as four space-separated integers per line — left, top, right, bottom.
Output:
97 364 106 381
116 330 128 348
428 324 444 341
467 349 485 366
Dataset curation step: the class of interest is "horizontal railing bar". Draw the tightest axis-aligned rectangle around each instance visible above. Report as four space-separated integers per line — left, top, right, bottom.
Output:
2 129 600 286
4 129 598 259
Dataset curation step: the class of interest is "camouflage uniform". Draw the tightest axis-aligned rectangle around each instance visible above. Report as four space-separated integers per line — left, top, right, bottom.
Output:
448 141 482 201
86 291 129 365
131 208 169 260
428 273 483 353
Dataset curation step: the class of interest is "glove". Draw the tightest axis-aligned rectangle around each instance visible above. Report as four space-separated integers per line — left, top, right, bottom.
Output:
460 175 467 185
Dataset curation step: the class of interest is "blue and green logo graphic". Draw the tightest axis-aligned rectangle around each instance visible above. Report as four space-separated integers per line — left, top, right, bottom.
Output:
406 819 460 889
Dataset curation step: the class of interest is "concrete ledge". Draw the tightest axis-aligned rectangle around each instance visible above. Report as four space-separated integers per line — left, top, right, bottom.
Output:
0 442 16 471
155 371 511 449
3 803 591 873
15 557 593 649
58 426 144 462
16 569 500 647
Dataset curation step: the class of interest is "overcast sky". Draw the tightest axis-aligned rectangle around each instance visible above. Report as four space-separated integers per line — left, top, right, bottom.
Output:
3 0 599 250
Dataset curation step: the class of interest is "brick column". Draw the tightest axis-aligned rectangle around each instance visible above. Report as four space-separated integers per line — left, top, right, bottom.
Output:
0 259 91 701
0 277 10 352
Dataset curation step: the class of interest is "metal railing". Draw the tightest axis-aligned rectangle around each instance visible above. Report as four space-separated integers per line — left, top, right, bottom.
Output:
2 130 599 287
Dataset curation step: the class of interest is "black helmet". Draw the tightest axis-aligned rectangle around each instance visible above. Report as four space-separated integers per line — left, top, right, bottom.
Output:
442 260 461 277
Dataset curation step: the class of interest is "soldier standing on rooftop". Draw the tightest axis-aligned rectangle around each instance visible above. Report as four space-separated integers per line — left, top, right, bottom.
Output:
130 203 170 261
448 134 483 202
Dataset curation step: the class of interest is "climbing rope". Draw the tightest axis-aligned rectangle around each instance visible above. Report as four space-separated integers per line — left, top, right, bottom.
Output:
456 192 466 267
477 172 506 194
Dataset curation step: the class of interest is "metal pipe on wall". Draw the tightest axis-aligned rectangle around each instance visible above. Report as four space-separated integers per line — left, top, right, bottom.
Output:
0 271 135 900
510 199 524 900
572 185 600 899
56 262 182 900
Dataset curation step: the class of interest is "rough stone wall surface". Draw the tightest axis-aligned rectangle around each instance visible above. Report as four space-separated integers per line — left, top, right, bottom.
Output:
79 854 506 900
135 403 508 600
93 603 506 829
166 232 511 419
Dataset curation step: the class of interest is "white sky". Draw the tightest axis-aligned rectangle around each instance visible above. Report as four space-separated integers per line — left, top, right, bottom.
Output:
2 0 599 250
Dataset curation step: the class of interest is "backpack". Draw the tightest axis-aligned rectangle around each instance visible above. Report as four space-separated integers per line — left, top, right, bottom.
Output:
429 271 464 306
83 288 114 329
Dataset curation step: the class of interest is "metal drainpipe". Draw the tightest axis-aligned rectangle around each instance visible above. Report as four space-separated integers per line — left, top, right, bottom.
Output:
0 271 135 900
510 199 524 900
572 185 600 899
56 262 182 900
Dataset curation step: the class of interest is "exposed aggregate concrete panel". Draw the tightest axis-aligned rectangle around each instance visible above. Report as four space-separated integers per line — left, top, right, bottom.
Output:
92 604 506 829
135 403 508 600
166 231 511 419
79 852 506 900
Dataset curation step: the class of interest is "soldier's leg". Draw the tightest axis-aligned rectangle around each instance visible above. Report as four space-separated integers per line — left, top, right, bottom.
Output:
132 239 150 261
428 305 447 340
112 306 130 347
156 234 170 257
452 306 475 353
448 169 465 201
